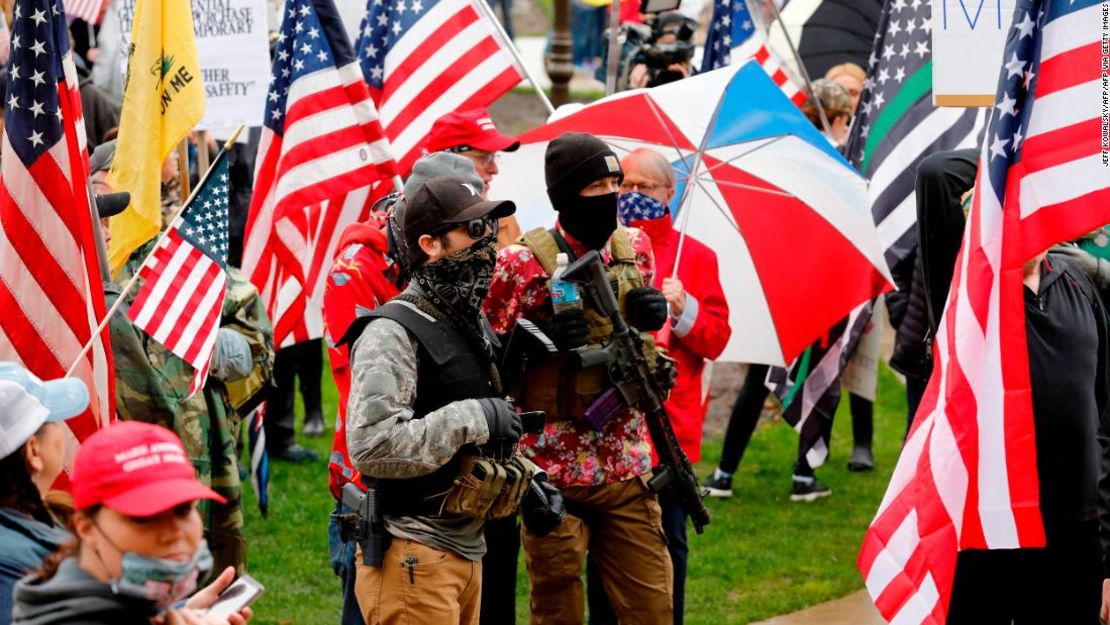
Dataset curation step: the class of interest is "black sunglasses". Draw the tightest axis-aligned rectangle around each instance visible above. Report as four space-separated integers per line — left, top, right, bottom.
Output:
430 216 499 239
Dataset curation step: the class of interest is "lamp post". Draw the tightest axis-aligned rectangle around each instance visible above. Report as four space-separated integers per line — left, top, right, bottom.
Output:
546 0 574 107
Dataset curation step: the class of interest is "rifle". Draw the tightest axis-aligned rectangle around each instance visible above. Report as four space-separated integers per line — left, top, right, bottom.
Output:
499 318 558 392
563 250 711 533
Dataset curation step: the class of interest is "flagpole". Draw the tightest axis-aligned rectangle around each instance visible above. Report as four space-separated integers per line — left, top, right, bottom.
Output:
604 0 622 95
177 139 192 200
197 130 211 177
669 190 694 280
66 125 245 378
764 0 832 138
471 0 556 115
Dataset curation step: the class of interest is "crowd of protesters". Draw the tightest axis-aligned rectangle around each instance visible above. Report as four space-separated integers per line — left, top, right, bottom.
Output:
1 0 1110 623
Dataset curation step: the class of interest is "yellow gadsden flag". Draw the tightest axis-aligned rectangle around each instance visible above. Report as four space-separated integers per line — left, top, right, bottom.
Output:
106 0 205 271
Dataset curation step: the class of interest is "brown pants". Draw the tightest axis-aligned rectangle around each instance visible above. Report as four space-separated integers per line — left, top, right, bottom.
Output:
354 538 482 625
523 476 673 625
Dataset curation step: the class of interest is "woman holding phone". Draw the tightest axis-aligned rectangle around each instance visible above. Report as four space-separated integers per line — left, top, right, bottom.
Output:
12 421 253 625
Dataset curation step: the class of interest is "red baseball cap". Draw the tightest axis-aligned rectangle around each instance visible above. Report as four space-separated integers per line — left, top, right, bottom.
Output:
72 421 225 516
424 108 520 154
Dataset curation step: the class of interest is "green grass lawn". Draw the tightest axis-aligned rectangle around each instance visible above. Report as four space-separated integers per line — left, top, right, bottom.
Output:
240 361 908 625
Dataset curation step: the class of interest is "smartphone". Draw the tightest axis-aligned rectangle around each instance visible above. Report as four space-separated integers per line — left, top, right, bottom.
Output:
207 574 265 620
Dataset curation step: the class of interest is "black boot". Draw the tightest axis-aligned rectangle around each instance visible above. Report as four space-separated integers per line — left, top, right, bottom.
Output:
847 393 874 472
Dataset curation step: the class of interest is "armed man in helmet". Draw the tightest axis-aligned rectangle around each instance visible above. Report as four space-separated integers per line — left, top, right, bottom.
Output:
484 132 674 624
343 176 564 625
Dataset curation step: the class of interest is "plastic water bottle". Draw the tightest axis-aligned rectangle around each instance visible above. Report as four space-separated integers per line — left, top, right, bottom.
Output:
549 253 583 314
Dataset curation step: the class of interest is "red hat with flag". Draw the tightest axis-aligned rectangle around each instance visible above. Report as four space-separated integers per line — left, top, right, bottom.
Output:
72 421 225 516
424 108 520 154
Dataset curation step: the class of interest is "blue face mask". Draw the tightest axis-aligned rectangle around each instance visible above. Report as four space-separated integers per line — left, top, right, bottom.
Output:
617 192 668 226
112 542 213 609
94 522 214 610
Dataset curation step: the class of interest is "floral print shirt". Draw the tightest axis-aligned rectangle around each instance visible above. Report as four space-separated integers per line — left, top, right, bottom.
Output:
483 223 657 488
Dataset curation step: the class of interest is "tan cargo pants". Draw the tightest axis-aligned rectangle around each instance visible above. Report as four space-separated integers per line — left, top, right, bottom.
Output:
523 475 673 625
354 538 481 625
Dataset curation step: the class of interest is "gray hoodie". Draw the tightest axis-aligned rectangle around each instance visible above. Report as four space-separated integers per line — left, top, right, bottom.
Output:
12 558 157 625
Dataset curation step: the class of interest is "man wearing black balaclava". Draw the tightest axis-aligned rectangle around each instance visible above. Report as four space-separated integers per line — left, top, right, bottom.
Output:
343 176 565 625
483 132 675 625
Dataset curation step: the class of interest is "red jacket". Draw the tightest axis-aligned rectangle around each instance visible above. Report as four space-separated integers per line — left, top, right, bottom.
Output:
322 221 399 499
632 214 731 463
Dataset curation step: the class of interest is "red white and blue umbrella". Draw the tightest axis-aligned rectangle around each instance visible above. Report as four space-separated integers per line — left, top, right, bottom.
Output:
490 60 892 365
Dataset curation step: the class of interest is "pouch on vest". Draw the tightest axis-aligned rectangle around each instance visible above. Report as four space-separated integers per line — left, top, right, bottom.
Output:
443 455 508 518
488 453 536 519
225 356 270 418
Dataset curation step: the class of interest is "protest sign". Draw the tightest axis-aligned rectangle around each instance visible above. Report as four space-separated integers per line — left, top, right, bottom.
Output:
932 0 1018 106
116 0 271 129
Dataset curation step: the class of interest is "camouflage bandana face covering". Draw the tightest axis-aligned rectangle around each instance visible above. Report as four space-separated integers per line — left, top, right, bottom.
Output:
409 233 498 327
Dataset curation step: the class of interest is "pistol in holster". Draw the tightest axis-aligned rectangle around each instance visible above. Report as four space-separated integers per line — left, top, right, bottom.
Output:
339 482 391 567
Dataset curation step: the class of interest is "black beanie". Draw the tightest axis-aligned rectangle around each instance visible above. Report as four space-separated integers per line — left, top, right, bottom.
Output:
545 132 623 209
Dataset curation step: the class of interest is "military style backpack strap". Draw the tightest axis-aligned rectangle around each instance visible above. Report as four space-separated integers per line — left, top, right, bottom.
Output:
521 227 562 276
523 225 638 269
609 226 636 263
549 229 575 258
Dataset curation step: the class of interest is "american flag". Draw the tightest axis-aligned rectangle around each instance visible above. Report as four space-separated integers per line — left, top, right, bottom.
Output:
62 0 105 24
700 0 757 71
859 0 1110 622
844 0 985 267
241 0 397 349
701 0 806 107
264 190 382 347
355 0 525 174
765 301 872 469
748 42 808 107
127 153 231 397
0 0 114 451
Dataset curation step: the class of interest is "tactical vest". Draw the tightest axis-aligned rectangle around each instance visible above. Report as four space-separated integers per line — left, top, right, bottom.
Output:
516 226 658 420
362 300 498 516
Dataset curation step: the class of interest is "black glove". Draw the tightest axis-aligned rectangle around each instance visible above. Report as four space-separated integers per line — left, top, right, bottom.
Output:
550 308 589 350
625 287 668 331
521 474 565 537
655 354 678 392
477 398 523 457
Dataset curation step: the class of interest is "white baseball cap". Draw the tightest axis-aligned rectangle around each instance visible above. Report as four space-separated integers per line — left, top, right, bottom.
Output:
0 362 89 459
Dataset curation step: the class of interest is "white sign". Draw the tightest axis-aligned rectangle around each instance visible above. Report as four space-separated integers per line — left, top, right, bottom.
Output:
117 0 272 129
931 0 1018 106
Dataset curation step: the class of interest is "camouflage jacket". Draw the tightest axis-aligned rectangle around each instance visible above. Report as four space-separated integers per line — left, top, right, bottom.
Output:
109 240 274 572
346 299 492 560
161 178 182 230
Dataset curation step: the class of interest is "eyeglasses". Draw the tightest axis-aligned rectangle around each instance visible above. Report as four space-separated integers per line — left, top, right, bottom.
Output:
431 216 500 239
464 150 500 168
619 180 665 193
